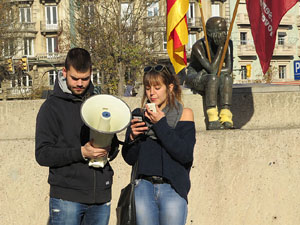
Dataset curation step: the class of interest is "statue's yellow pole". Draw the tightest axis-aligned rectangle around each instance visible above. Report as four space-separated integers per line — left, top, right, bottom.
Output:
217 0 240 77
199 0 211 63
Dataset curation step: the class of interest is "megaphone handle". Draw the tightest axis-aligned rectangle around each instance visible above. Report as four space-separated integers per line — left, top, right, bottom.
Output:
117 140 125 145
108 149 120 161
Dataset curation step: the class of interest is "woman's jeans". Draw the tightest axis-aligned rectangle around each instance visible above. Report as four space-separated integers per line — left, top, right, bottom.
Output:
135 179 188 225
49 198 111 225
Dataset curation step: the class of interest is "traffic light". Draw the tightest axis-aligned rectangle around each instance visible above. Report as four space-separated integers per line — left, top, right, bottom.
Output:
6 58 14 73
21 56 28 71
246 64 252 78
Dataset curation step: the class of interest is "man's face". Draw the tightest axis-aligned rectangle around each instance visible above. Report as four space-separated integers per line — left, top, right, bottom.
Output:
63 65 91 96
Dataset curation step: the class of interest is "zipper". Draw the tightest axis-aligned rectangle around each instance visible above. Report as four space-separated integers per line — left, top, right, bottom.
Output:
94 170 96 203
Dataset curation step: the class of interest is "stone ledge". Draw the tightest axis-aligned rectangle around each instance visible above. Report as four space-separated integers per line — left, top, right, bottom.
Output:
0 86 299 139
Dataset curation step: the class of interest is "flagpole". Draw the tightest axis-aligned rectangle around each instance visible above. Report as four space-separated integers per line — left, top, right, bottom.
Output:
199 0 211 63
217 0 240 77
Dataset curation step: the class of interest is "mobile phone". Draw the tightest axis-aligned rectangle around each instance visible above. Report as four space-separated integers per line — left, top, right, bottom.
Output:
146 103 156 113
133 116 143 122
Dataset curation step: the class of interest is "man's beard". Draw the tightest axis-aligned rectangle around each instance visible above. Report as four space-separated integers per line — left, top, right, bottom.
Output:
67 83 87 96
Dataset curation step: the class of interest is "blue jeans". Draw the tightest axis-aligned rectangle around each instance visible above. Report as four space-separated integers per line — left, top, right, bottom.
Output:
134 179 188 225
49 198 111 225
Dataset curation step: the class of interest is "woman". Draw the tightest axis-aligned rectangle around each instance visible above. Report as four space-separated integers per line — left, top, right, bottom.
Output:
122 64 196 225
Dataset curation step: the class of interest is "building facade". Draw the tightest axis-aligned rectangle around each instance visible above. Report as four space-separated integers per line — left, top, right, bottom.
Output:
1 0 299 100
231 0 300 83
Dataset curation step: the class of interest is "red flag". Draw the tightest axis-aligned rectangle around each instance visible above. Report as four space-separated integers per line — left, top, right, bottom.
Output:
167 0 189 74
246 0 298 74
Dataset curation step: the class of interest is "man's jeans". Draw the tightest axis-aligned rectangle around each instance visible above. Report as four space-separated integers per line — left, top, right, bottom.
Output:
134 179 188 225
49 198 111 225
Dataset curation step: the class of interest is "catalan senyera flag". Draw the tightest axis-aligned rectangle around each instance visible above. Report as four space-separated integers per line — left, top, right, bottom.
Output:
246 0 298 74
167 0 189 74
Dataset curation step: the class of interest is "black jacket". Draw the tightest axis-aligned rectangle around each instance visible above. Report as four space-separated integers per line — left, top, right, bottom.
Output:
35 76 116 204
122 108 196 202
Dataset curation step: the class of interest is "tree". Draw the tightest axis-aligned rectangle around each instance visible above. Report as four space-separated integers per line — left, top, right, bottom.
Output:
0 1 28 88
63 0 163 95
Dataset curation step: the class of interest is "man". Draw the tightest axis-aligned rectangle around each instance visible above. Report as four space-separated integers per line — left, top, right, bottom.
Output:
35 48 118 225
185 17 234 130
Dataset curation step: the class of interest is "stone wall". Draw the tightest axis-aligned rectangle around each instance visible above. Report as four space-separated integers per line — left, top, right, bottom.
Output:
1 86 300 225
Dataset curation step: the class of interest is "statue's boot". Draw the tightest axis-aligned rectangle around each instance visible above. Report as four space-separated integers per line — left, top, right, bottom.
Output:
207 107 224 130
219 108 233 129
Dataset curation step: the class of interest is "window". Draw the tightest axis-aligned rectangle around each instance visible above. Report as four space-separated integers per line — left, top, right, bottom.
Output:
240 32 247 45
83 4 95 24
3 39 14 56
47 37 58 54
279 65 286 79
22 74 32 86
188 34 197 51
278 32 286 45
20 7 31 23
148 2 159 17
92 70 101 86
45 6 58 29
5 8 14 24
187 2 195 25
12 75 32 87
146 32 154 48
121 3 132 25
49 70 57 86
241 66 247 79
211 4 220 17
163 33 167 51
24 38 34 56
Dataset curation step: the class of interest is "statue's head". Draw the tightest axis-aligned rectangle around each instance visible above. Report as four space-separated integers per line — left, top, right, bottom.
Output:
206 17 227 45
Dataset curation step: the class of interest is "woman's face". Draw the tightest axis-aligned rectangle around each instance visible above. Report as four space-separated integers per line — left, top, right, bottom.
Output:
145 78 173 109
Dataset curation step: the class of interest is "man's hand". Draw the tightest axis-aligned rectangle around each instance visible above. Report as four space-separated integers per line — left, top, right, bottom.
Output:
81 141 111 159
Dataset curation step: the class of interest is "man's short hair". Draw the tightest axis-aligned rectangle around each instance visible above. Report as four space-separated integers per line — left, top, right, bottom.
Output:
65 48 92 72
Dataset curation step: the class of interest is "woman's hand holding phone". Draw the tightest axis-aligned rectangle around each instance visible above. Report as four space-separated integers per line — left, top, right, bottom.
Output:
144 104 165 124
129 117 148 140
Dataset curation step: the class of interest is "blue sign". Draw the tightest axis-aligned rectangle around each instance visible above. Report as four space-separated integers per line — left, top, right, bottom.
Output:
294 60 300 80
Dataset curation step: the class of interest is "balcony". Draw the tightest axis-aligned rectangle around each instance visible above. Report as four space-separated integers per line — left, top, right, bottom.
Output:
297 46 300 56
297 16 300 26
36 52 67 64
40 0 61 4
7 0 34 3
237 44 257 56
236 13 294 26
143 16 165 28
280 15 294 26
187 17 202 31
40 20 63 35
0 87 32 100
19 22 37 33
273 44 295 56
236 13 249 25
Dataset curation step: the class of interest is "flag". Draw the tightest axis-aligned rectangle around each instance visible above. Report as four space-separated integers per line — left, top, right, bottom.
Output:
167 0 189 74
246 0 298 74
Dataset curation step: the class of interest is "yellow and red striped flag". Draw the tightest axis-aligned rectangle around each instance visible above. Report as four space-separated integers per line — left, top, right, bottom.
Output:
167 0 189 74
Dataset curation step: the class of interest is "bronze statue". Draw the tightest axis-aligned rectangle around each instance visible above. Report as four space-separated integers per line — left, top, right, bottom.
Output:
185 17 233 130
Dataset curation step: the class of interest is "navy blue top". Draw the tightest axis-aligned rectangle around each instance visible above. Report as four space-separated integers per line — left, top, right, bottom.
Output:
122 111 196 202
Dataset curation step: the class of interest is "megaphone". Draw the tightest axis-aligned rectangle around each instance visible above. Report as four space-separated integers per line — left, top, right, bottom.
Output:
81 94 131 168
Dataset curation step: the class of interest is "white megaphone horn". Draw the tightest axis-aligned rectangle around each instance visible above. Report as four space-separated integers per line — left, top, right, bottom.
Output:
80 94 131 168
